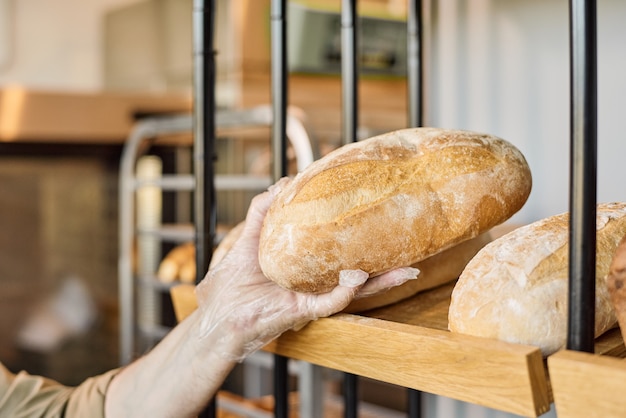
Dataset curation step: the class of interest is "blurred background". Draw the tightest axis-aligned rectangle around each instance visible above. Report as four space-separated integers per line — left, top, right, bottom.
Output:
0 0 624 416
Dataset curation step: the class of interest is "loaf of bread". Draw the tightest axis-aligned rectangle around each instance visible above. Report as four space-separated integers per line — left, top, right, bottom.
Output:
259 127 532 293
211 220 491 312
449 202 626 356
606 233 626 345
157 242 195 283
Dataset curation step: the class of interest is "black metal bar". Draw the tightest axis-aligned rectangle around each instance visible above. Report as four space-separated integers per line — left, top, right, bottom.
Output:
407 0 423 128
192 0 217 283
407 2 424 414
343 373 359 418
273 355 290 418
341 1 359 415
567 0 597 353
407 388 422 418
271 0 288 181
270 1 290 417
193 0 217 416
341 0 358 145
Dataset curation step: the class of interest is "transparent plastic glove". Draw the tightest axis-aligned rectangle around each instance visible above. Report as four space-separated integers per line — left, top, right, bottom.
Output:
195 178 419 362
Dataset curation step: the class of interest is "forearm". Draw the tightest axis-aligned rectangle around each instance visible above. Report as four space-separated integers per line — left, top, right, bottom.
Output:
104 309 237 418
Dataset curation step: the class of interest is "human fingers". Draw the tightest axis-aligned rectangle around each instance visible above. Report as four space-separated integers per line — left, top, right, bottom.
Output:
293 269 369 325
354 267 420 299
294 266 420 324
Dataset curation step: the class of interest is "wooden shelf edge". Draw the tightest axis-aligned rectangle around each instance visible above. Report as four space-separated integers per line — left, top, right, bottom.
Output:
548 349 626 418
171 282 550 416
264 314 550 417
171 281 626 417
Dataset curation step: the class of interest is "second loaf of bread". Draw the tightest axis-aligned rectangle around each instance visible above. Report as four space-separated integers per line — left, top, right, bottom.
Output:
259 127 532 293
449 202 626 356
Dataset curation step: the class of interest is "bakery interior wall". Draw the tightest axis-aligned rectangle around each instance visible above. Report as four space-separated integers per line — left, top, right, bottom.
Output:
0 0 624 416
424 0 626 225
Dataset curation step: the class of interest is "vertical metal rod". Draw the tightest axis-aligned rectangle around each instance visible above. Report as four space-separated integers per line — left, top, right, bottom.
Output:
271 0 288 181
341 0 358 144
193 0 217 416
407 2 424 414
274 355 289 418
341 1 359 416
193 0 217 283
407 388 422 418
567 0 597 353
343 373 359 418
271 1 290 417
407 0 423 128
118 134 140 366
299 362 324 418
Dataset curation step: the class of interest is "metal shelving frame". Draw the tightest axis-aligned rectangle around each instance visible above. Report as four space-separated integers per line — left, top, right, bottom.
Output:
567 0 597 354
157 0 600 417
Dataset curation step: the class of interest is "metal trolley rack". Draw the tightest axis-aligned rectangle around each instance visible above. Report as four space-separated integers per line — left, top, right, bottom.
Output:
118 105 317 364
125 0 625 417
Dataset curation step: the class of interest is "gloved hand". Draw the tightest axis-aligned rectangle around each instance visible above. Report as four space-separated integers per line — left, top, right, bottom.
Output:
195 178 419 362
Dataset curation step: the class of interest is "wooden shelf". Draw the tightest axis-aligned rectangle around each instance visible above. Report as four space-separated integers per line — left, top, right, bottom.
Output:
548 346 626 418
172 280 625 417
265 282 550 417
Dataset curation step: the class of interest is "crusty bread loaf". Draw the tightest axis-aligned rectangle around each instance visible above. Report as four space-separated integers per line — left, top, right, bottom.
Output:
259 127 532 293
178 258 196 284
212 220 491 311
449 202 626 356
157 242 195 283
158 225 238 284
606 233 626 345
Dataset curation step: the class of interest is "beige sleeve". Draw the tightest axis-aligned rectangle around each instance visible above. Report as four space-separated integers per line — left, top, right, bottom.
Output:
0 362 121 417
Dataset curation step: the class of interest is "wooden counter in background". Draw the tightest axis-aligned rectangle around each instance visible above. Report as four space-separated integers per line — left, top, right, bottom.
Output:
0 87 192 144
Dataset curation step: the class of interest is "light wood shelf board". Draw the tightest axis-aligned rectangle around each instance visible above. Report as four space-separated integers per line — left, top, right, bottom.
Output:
171 280 625 417
265 314 550 417
549 349 626 418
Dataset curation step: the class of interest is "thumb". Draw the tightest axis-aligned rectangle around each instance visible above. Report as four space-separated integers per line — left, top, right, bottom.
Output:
338 269 369 288
324 269 369 314
302 269 368 320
